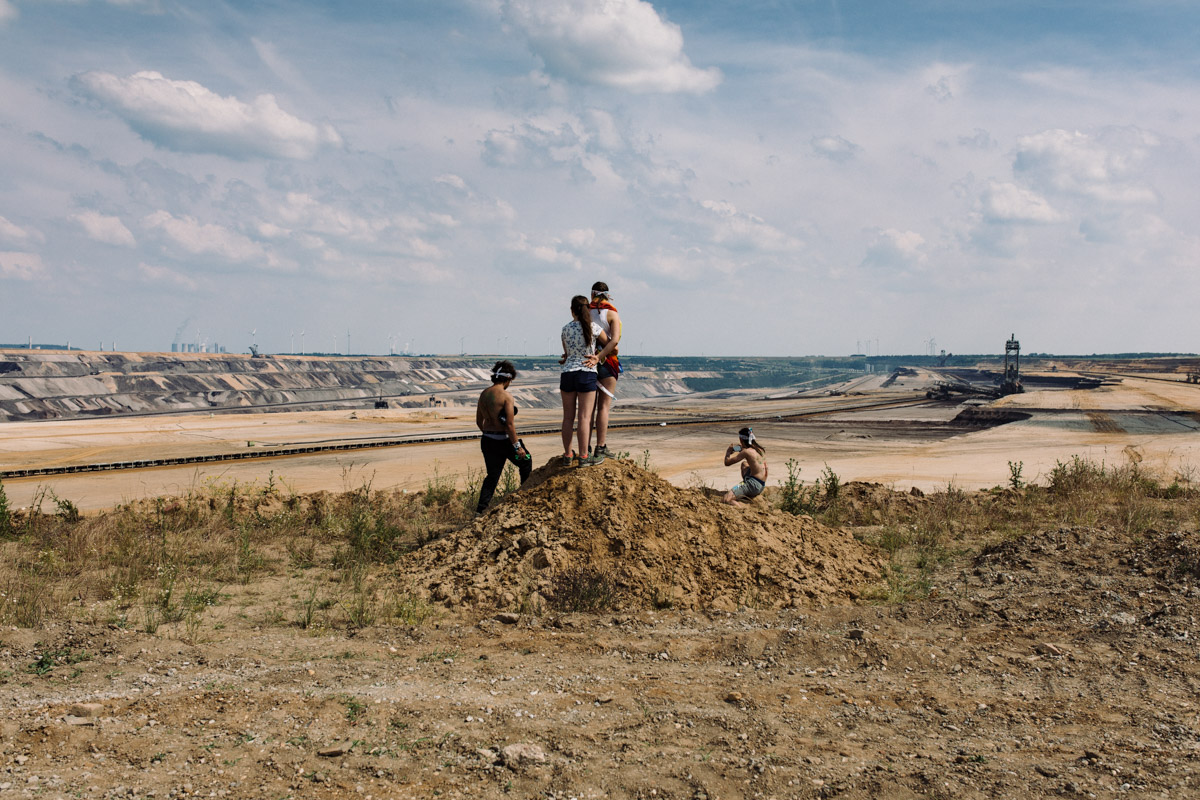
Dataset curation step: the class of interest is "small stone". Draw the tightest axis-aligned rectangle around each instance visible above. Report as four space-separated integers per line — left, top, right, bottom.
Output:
63 715 95 727
69 703 103 717
1035 642 1063 657
477 748 499 764
724 691 744 704
501 743 546 767
495 612 520 625
846 629 866 641
318 741 355 758
595 695 614 704
1111 612 1137 625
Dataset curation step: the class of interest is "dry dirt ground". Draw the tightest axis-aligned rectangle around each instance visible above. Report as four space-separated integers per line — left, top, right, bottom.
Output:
3 456 1200 800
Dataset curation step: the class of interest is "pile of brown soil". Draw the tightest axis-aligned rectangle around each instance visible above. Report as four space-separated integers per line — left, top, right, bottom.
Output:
397 458 884 612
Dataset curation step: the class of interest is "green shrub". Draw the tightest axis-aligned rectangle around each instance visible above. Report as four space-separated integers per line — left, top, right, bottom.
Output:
0 479 12 539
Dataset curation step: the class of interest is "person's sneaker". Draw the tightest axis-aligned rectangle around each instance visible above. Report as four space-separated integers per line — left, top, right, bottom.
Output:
589 446 608 464
594 444 610 459
559 452 575 466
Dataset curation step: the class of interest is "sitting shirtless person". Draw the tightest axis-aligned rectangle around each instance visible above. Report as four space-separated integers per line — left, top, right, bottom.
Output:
723 427 768 505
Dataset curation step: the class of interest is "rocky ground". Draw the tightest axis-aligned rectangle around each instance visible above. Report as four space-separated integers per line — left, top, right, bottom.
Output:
2 462 1199 800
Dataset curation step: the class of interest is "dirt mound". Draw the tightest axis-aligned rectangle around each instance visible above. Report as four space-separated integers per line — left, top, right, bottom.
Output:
396 458 884 612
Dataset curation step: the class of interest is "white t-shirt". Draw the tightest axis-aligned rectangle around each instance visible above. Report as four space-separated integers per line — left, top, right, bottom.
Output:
590 305 615 339
561 320 603 372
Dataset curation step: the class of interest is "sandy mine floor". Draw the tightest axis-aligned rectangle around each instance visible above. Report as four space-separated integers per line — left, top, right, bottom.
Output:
3 371 1200 511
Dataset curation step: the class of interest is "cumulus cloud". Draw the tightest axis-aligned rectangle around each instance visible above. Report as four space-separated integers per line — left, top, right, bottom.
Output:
0 214 41 245
811 135 861 163
481 113 631 189
699 199 801 254
1013 128 1158 205
481 121 582 170
72 70 342 160
501 0 721 93
861 228 927 272
138 262 197 290
501 231 584 273
0 251 44 280
979 181 1063 224
73 210 136 247
143 210 283 268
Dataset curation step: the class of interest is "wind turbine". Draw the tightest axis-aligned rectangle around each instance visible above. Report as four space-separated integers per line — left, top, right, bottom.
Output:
298 330 305 354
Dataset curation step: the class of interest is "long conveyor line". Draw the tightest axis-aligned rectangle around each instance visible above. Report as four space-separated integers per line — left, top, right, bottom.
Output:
0 396 929 480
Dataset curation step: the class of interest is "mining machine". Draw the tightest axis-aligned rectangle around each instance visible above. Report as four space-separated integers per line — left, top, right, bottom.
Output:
999 334 1023 395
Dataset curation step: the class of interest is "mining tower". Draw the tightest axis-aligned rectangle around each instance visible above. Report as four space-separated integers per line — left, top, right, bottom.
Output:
1000 334 1023 395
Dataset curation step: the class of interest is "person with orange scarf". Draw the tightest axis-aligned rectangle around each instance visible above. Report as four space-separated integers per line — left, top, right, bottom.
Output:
588 281 622 463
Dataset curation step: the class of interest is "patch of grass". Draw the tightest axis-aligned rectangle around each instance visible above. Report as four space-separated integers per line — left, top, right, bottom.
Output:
389 591 436 626
0 478 13 539
423 464 457 507
26 646 92 676
339 694 367 723
339 563 376 630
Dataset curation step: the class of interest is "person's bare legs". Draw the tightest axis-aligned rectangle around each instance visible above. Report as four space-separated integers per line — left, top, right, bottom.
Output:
560 391 577 456
576 390 596 459
593 376 616 450
723 490 744 505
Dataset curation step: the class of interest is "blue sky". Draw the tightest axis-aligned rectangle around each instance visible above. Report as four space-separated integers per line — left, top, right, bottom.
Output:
1 0 1198 357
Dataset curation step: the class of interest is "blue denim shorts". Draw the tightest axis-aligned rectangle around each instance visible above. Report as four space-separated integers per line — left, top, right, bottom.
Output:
560 370 598 393
597 361 620 381
731 475 766 499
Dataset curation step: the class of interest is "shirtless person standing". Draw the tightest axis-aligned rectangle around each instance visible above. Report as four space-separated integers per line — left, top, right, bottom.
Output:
475 360 531 513
723 427 768 505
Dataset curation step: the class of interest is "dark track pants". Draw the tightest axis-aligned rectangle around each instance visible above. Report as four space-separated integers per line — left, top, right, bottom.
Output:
477 436 531 513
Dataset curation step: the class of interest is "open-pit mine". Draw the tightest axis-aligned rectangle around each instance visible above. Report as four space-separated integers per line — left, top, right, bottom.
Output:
2 349 1200 800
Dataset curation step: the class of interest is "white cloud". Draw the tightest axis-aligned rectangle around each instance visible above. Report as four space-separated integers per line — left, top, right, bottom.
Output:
811 135 861 163
143 210 281 267
138 262 197 290
0 251 44 280
1013 128 1158 205
277 193 384 241
861 228 927 272
0 0 17 25
73 210 136 246
501 0 721 93
0 214 41 244
72 70 342 160
979 181 1063 224
699 199 801 254
252 38 305 87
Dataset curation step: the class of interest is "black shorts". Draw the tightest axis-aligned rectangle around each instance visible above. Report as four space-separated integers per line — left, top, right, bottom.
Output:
560 370 598 393
597 362 620 381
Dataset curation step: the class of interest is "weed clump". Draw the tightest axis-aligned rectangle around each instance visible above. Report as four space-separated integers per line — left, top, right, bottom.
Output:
549 566 624 613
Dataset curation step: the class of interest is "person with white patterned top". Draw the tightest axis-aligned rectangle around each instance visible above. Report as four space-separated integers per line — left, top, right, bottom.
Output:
559 294 608 465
